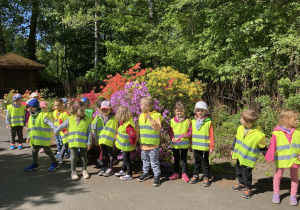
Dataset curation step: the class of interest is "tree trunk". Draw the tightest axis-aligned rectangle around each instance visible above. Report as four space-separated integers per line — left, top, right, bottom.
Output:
94 0 99 76
27 0 39 60
147 0 156 26
0 16 6 55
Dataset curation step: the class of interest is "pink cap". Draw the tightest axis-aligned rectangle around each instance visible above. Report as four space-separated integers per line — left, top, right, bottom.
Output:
100 100 111 109
40 101 48 108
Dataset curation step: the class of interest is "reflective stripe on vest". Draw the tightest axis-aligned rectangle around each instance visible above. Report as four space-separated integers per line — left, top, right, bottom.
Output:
170 118 190 149
98 116 117 147
92 116 104 140
191 119 211 151
68 115 90 148
116 119 135 152
273 130 300 168
138 112 161 145
232 125 265 168
28 112 52 146
7 104 26 126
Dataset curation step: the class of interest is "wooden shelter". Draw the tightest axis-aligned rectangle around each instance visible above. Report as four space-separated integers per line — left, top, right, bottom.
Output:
0 53 46 96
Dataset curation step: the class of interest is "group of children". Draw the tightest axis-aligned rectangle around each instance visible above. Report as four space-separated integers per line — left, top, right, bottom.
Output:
5 93 300 206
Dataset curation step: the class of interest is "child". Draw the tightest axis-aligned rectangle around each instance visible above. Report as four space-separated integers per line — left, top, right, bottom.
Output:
265 110 300 206
30 92 40 100
189 101 215 187
25 99 60 172
6 93 26 150
137 96 163 187
168 101 192 182
54 101 92 180
57 100 74 164
114 106 136 180
96 100 117 177
231 109 267 199
91 99 105 168
53 98 64 157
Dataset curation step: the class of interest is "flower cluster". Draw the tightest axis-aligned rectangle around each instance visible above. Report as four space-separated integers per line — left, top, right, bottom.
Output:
75 90 103 109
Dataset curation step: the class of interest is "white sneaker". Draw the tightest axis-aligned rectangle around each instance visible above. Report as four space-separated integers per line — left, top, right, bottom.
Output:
115 170 126 177
71 171 79 180
82 170 90 179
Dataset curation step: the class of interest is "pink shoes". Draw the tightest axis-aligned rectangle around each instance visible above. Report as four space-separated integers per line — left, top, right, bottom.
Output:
182 173 189 182
169 172 180 180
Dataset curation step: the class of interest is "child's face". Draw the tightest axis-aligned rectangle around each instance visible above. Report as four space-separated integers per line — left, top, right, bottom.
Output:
101 108 111 117
28 106 37 113
54 102 63 111
14 98 22 106
77 107 85 117
41 107 48 112
175 108 185 118
240 117 254 129
195 108 207 118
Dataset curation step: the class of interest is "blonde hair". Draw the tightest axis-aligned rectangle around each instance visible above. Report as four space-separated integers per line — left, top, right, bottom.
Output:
67 100 75 115
174 101 185 113
115 106 131 122
241 110 259 124
141 97 154 109
278 109 299 128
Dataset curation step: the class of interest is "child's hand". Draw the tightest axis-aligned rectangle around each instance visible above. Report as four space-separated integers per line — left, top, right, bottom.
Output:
189 147 193 153
65 131 69 135
230 151 233 156
6 125 10 129
209 148 214 155
87 145 91 151
26 138 30 143
172 138 176 142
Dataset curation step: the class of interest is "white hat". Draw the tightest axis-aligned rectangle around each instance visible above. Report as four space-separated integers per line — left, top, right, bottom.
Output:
194 101 209 114
30 92 39 98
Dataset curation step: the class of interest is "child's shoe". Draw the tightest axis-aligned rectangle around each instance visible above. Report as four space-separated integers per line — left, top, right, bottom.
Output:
25 164 39 171
231 183 245 191
82 170 90 179
58 158 63 164
55 152 61 158
203 176 210 187
153 177 161 187
138 173 150 182
169 172 179 180
290 195 298 206
103 168 114 177
242 188 252 199
48 162 60 172
115 170 126 177
10 144 15 150
189 175 199 184
64 153 70 158
120 175 133 180
182 173 189 182
18 144 23 150
98 168 106 176
71 172 79 180
39 148 44 153
272 193 280 204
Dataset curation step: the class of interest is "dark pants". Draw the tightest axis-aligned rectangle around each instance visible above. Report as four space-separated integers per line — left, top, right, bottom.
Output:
194 150 210 177
10 126 23 144
59 143 69 159
71 148 88 172
236 159 253 189
101 144 113 169
121 151 132 175
32 145 56 165
173 148 188 174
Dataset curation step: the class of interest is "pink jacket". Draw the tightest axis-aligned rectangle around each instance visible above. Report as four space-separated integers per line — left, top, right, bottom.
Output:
265 126 299 168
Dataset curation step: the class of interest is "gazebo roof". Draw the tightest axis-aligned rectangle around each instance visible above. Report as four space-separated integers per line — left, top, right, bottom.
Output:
0 52 46 70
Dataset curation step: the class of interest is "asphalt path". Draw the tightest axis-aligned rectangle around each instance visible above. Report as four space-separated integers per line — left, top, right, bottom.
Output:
0 117 296 210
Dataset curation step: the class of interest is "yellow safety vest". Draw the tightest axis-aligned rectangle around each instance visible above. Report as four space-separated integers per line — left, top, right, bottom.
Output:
7 104 26 127
92 115 104 142
232 125 266 168
170 118 190 149
68 115 90 148
28 112 53 146
98 116 117 147
273 129 300 168
59 112 71 144
116 118 136 151
53 110 62 127
191 119 212 151
138 112 161 146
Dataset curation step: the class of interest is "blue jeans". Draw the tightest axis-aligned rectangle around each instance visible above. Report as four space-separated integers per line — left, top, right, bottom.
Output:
54 135 63 153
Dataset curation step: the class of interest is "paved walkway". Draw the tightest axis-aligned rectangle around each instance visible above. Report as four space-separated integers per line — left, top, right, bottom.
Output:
0 117 297 210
